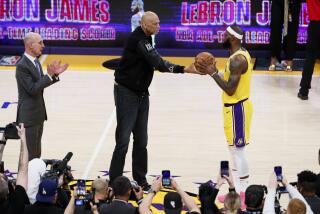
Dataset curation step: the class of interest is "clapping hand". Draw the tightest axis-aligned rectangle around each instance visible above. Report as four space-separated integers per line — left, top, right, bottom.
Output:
47 60 69 76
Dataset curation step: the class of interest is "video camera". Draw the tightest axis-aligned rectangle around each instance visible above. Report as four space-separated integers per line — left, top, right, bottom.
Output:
0 161 17 196
42 152 73 182
0 123 20 141
75 180 96 209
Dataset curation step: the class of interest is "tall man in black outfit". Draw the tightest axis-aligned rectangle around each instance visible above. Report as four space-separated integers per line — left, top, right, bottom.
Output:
109 11 199 188
298 0 320 100
15 32 68 160
269 0 301 71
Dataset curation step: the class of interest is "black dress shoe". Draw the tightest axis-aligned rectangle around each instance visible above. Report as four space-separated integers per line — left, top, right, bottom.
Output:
297 92 308 100
140 182 151 192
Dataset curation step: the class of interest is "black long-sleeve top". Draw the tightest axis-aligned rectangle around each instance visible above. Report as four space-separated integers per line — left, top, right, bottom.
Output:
115 26 185 94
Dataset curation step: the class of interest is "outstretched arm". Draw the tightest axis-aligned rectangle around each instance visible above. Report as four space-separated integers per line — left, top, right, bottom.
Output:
15 124 28 190
137 40 185 73
139 177 162 214
171 178 200 213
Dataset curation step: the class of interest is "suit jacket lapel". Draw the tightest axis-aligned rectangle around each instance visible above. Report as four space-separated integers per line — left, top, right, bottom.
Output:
23 55 42 79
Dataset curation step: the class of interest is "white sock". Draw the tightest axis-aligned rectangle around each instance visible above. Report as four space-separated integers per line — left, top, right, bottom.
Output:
231 168 241 192
228 147 249 192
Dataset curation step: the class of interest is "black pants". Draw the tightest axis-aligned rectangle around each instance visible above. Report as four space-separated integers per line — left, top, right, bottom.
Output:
26 123 43 161
109 84 149 185
299 21 320 96
270 0 301 60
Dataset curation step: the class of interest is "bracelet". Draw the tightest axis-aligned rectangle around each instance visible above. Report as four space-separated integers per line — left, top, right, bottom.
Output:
148 188 157 195
210 70 218 77
137 198 143 205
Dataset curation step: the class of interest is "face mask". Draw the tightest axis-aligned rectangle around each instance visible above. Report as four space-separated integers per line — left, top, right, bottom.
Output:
222 38 231 49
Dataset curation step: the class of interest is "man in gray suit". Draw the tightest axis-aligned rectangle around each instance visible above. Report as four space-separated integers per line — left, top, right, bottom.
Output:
15 32 68 161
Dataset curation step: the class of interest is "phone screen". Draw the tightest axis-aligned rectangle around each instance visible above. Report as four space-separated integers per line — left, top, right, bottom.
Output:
75 179 86 206
274 166 282 181
162 170 171 187
220 161 229 177
76 180 86 196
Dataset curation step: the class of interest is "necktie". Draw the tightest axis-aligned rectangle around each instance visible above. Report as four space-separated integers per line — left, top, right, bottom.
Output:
283 0 289 37
34 58 42 77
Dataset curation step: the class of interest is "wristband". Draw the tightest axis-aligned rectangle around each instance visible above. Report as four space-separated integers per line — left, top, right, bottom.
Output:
210 70 218 77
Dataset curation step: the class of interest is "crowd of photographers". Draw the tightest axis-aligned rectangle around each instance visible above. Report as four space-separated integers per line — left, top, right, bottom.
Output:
0 126 319 214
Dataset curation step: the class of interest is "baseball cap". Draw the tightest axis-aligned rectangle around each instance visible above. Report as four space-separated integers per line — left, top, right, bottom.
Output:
36 178 58 203
164 192 183 214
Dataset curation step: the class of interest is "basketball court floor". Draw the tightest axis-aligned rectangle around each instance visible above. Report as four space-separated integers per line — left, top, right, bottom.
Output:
1 55 319 197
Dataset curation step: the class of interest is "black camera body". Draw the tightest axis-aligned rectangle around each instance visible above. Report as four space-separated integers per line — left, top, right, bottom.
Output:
42 152 73 181
4 123 20 140
75 190 95 209
129 180 140 201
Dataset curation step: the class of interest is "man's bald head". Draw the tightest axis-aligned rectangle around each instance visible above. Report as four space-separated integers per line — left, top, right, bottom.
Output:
141 11 157 24
140 11 160 36
24 32 41 46
23 32 44 57
92 178 109 195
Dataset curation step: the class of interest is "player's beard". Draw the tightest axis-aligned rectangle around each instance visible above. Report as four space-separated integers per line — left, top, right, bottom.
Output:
223 38 231 49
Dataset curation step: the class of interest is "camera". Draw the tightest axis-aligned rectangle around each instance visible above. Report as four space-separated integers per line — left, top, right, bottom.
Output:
42 152 73 181
129 180 140 201
3 123 20 140
75 180 96 209
130 180 140 192
162 170 171 187
0 161 17 196
0 161 4 173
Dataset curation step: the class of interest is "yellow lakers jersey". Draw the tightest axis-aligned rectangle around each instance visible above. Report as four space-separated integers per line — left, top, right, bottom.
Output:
222 48 252 104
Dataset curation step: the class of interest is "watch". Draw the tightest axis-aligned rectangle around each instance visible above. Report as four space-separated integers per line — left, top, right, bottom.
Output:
148 188 157 195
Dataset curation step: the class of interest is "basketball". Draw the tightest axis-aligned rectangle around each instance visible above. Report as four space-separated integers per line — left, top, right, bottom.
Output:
195 52 215 71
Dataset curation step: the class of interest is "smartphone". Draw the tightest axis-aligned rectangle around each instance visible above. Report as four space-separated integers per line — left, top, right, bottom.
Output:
0 161 4 173
75 179 86 206
76 179 86 195
220 161 229 177
274 166 283 181
162 170 171 187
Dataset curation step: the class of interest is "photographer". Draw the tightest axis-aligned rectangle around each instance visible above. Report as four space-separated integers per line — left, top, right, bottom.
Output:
41 153 74 209
297 170 320 213
0 123 30 214
65 178 111 214
263 172 314 214
99 176 143 214
199 170 235 214
24 177 64 214
91 178 111 206
27 158 46 204
244 185 266 213
317 149 320 198
139 176 200 214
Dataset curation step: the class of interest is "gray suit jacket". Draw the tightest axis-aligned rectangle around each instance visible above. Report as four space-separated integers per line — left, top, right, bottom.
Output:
15 55 59 127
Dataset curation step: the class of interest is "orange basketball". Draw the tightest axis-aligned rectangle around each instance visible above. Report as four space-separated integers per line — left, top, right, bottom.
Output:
195 52 215 71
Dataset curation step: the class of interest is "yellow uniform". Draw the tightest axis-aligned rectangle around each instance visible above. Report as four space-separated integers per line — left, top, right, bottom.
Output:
223 48 253 147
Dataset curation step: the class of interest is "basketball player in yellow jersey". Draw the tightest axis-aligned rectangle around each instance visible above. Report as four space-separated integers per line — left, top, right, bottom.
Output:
196 25 253 195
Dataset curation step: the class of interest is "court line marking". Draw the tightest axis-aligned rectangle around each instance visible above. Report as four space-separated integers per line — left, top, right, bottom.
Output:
81 108 116 179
